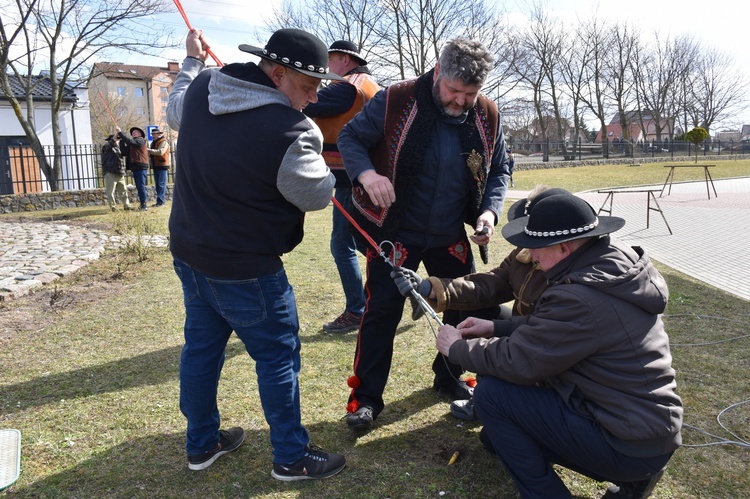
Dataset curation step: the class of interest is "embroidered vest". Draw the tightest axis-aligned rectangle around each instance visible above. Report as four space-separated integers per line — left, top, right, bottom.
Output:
315 72 380 187
351 69 498 242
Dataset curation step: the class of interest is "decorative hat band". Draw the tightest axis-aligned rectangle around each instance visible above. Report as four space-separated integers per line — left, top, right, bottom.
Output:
525 218 599 238
263 48 328 75
331 48 361 59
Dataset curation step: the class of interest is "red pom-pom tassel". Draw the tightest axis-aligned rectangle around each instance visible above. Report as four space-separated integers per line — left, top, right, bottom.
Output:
347 375 361 389
464 376 477 388
346 401 359 413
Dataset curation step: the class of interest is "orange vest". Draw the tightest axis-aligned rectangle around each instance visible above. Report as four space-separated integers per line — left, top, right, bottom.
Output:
314 73 380 177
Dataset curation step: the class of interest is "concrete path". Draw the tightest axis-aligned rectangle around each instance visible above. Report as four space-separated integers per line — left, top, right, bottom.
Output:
509 177 750 302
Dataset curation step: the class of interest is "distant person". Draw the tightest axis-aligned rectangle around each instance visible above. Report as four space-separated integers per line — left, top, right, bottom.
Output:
338 37 511 430
507 147 515 187
166 27 346 480
147 127 170 207
303 40 381 333
101 134 131 211
435 192 683 498
117 125 150 211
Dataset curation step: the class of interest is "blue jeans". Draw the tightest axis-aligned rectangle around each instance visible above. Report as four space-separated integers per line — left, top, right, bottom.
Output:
131 169 148 206
473 377 673 498
172 259 310 464
153 169 168 205
331 187 365 315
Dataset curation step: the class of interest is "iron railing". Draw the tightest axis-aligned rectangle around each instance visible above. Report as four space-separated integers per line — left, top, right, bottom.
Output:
0 144 175 196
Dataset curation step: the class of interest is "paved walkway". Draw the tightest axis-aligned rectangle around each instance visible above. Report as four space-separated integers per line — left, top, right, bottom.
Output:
0 222 167 301
1 177 748 302
508 177 750 302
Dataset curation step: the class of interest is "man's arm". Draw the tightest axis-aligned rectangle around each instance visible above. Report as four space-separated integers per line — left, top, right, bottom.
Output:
148 141 169 156
303 81 358 118
277 126 335 212
338 90 396 208
167 29 210 131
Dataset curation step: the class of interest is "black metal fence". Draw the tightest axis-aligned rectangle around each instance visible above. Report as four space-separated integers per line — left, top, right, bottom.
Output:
509 138 750 162
0 144 176 196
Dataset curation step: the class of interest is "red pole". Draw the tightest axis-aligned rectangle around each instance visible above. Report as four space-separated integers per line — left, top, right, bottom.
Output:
173 0 224 67
97 91 118 128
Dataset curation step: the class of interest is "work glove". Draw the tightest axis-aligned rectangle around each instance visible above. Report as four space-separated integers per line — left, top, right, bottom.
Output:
390 267 432 298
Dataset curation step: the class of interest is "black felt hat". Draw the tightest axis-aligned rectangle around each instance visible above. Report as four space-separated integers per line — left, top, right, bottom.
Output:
507 187 572 221
239 29 344 80
502 193 625 249
328 40 368 66
129 126 145 137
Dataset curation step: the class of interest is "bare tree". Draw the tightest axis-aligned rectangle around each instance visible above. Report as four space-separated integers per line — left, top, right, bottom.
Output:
0 0 174 190
605 23 639 149
685 47 748 136
559 16 600 157
575 15 615 154
514 2 569 159
632 33 698 143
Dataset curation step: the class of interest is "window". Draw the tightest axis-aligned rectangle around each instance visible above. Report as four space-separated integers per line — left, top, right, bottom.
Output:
161 96 168 103
135 88 145 97
116 87 125 96
160 87 168 94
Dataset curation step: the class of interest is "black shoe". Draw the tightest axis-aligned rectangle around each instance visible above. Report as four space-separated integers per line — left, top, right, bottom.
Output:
187 427 245 470
450 397 478 421
322 311 362 333
603 467 666 499
434 379 473 400
271 444 346 481
478 426 495 454
139 204 148 211
345 405 373 430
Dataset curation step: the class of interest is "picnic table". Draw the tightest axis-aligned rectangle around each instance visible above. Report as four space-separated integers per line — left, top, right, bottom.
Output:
660 164 717 199
597 189 673 235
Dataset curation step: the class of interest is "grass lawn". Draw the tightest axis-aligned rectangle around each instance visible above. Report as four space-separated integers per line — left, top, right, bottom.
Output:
1 159 748 498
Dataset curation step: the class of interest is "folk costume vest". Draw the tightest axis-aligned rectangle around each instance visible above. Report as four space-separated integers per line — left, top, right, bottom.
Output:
315 72 380 187
127 140 149 169
351 68 498 244
150 136 171 169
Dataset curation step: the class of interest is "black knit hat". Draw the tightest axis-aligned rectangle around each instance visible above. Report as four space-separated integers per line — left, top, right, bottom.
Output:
502 193 625 249
239 29 344 80
328 40 368 66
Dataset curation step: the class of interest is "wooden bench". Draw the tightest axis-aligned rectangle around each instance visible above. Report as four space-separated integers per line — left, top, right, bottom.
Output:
597 189 673 235
660 164 717 199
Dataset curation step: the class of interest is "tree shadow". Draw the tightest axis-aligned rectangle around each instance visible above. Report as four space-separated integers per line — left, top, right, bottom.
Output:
0 341 245 416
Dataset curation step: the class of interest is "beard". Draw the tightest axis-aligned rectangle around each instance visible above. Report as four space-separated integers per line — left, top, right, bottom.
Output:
432 81 472 117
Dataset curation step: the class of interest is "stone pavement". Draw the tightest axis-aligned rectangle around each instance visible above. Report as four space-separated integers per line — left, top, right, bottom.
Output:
0 221 168 301
1 177 748 302
509 177 750 302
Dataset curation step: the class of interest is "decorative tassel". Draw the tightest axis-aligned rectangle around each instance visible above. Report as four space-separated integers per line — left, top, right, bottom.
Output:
464 376 477 388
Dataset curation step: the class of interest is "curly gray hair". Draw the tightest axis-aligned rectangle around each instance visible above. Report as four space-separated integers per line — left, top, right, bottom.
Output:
437 38 494 86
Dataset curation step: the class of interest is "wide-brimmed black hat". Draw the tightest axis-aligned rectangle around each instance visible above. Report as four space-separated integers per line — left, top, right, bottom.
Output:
507 187 572 222
151 127 163 135
328 40 368 66
239 29 344 80
129 126 145 137
502 193 625 249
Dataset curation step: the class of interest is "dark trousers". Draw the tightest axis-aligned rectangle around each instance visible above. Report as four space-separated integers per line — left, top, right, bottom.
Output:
474 376 673 498
349 237 498 418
